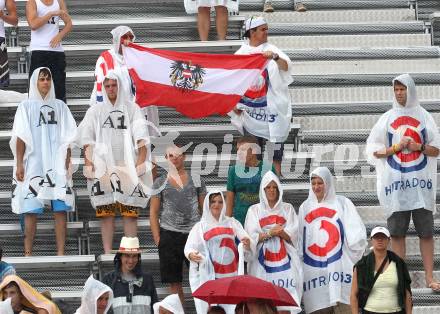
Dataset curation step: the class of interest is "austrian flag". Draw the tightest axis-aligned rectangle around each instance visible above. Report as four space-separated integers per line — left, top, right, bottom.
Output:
123 43 268 118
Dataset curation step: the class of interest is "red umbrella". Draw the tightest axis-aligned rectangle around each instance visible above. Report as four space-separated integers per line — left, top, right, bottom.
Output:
192 275 297 306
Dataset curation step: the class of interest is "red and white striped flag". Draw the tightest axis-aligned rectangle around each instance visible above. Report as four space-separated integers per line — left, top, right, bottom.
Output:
123 43 268 118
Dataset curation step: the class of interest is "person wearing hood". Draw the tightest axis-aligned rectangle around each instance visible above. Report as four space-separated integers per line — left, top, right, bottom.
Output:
77 70 151 254
230 16 293 176
75 275 113 314
26 0 72 103
0 274 61 314
185 191 253 314
244 171 302 314
92 25 160 138
153 294 184 314
10 67 77 256
366 73 440 291
297 167 367 314
102 237 158 314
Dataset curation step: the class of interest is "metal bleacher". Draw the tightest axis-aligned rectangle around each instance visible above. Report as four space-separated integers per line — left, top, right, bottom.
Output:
1 0 440 312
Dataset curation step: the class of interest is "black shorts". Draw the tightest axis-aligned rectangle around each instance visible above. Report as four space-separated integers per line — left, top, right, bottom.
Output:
387 208 433 238
158 228 189 283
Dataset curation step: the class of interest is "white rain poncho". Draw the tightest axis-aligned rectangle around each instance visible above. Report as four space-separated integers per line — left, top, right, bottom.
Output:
366 74 440 216
184 0 239 14
75 275 113 314
92 26 160 138
77 70 151 209
230 42 293 143
153 294 184 314
184 190 253 314
0 90 27 103
10 67 77 214
298 167 367 313
0 298 13 314
244 171 302 313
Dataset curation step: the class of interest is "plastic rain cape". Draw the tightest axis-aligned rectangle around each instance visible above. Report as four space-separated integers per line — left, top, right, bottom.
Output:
10 67 77 214
298 167 367 313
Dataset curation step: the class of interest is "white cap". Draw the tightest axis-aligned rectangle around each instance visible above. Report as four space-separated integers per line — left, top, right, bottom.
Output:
153 294 184 314
244 16 267 36
370 226 390 238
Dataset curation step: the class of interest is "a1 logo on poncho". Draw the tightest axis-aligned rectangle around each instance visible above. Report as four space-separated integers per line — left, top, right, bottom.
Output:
387 116 427 173
303 207 344 268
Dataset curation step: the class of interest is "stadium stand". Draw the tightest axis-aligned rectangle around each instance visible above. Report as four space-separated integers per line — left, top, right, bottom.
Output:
0 0 440 312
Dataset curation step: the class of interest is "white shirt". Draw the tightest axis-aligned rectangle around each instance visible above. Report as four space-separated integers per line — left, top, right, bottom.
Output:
0 0 6 38
29 0 64 52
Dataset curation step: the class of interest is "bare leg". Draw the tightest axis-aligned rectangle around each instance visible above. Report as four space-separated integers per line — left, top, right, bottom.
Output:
215 6 228 40
197 7 211 41
390 236 406 259
24 214 37 256
101 216 115 254
170 282 185 307
420 236 440 290
54 211 67 255
123 216 138 237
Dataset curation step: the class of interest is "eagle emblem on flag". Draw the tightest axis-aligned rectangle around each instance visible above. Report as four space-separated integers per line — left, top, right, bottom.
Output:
169 60 206 91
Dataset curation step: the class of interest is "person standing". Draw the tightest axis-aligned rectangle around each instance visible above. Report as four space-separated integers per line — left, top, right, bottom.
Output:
26 0 72 102
78 70 150 254
366 73 440 291
298 167 367 314
0 0 18 87
91 25 160 138
231 16 293 175
150 144 206 305
245 171 302 313
10 67 77 256
351 226 412 314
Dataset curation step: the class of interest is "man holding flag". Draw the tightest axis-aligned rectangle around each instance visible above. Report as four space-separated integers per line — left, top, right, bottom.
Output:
231 16 293 175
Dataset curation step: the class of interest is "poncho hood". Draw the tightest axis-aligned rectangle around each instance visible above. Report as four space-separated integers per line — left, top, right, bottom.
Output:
111 26 135 58
75 275 113 314
307 167 336 204
201 190 227 226
392 73 419 110
259 171 282 210
28 67 56 102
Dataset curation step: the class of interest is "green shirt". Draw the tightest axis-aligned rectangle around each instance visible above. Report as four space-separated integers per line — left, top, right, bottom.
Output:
226 161 275 226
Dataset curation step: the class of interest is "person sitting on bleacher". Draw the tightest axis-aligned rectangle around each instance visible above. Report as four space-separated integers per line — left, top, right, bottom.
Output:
0 0 18 87
91 25 161 139
297 167 367 314
230 16 293 176
26 0 72 103
77 70 151 254
152 294 184 314
366 73 440 292
0 274 61 314
75 275 113 314
102 236 158 314
0 247 16 282
10 67 77 257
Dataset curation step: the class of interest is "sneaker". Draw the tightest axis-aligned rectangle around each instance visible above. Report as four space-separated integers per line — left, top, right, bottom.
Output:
294 2 307 12
263 3 275 13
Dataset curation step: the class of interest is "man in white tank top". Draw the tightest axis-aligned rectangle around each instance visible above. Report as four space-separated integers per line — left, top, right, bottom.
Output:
26 0 72 102
0 0 18 87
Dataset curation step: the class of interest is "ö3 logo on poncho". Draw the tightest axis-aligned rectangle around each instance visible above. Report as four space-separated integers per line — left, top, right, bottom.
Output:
258 215 291 273
387 116 427 173
303 207 344 268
